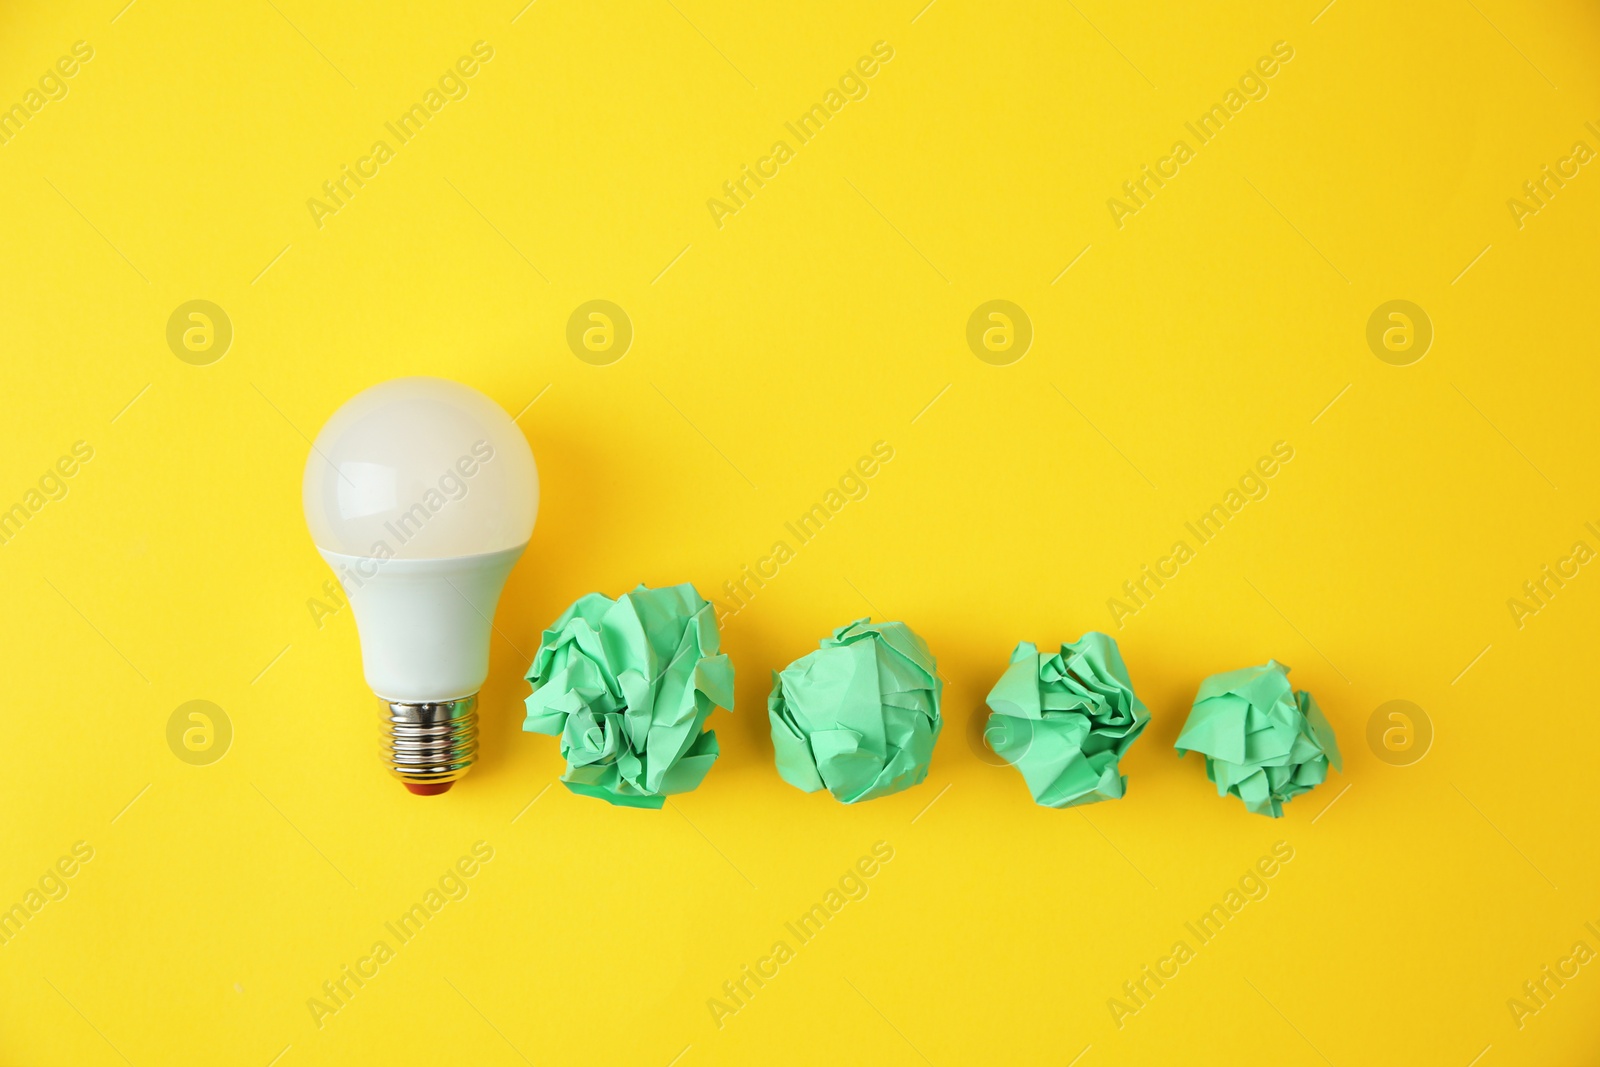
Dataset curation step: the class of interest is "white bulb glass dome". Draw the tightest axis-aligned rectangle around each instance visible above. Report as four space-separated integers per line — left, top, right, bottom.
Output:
303 376 537 560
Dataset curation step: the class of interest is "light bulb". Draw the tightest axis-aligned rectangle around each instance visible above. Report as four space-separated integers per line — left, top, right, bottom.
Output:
303 377 538 795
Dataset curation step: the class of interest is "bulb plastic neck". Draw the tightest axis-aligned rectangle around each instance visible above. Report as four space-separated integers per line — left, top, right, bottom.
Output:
319 546 526 702
379 695 478 794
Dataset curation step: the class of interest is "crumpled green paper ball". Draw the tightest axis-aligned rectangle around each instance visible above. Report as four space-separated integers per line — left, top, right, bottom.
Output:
983 633 1149 808
1175 660 1341 817
524 583 734 809
768 618 943 804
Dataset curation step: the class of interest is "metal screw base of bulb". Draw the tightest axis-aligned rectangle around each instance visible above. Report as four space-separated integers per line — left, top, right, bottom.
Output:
380 696 478 794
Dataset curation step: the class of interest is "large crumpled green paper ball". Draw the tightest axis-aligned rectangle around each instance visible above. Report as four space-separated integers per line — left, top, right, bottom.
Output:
1175 660 1341 818
984 633 1149 808
524 583 734 809
768 618 943 804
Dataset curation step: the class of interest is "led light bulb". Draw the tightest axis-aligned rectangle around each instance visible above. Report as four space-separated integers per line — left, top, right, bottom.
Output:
303 377 538 795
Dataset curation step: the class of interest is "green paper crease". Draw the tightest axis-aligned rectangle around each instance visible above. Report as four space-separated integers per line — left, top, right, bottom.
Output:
524 583 733 809
1175 659 1341 818
768 618 943 804
983 632 1149 808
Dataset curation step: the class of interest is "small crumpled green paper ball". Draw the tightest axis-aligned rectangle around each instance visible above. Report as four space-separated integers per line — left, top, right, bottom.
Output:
768 618 943 804
984 632 1149 808
524 583 734 809
1175 660 1341 818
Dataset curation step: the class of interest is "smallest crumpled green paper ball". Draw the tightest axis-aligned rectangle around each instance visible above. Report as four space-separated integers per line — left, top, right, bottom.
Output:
984 632 1149 808
524 583 734 809
1175 660 1341 818
768 618 943 804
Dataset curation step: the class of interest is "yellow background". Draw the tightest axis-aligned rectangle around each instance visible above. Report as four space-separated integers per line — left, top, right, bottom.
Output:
3 0 1598 1063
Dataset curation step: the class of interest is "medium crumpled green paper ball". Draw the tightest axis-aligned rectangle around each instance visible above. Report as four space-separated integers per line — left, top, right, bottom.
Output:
768 618 943 804
984 632 1149 808
524 583 734 809
1175 659 1341 817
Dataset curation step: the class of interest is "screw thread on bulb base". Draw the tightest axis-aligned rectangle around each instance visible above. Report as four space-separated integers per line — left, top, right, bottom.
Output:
379 696 478 794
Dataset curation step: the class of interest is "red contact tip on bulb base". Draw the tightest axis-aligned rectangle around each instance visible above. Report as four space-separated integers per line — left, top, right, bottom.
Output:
404 781 453 796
